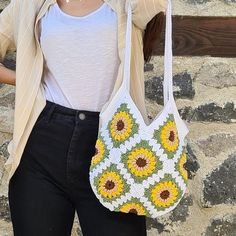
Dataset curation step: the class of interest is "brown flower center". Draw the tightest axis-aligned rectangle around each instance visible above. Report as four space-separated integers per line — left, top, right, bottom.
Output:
105 180 115 190
129 208 138 214
168 130 175 142
160 190 170 199
94 147 98 155
116 119 125 131
136 157 147 167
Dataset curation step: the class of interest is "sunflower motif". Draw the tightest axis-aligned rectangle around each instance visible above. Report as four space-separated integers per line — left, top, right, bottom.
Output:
121 140 163 182
144 173 182 210
97 170 124 199
150 180 179 208
127 147 157 177
176 148 188 182
107 103 139 147
160 120 179 152
153 114 179 158
119 202 146 215
91 137 106 167
110 111 133 140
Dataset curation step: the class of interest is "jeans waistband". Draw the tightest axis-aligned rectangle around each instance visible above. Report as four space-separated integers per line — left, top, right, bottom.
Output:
41 100 100 125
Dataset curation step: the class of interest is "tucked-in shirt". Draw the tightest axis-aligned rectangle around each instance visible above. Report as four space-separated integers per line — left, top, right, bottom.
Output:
39 2 120 111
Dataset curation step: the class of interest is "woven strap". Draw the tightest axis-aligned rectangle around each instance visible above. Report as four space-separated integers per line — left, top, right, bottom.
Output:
122 0 173 106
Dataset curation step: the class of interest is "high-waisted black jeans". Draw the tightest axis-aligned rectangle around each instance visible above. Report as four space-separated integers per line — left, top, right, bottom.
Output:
8 100 147 236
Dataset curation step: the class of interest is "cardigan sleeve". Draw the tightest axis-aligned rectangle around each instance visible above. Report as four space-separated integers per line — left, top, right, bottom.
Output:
125 0 168 31
0 0 17 65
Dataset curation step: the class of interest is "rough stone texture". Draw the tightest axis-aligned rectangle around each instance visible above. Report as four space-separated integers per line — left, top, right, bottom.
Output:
0 220 13 236
196 62 236 89
1 0 236 235
0 141 10 180
146 194 194 234
197 133 236 157
204 214 236 236
0 141 10 163
0 106 14 133
0 1 9 11
169 195 194 223
144 63 154 72
145 72 195 105
180 102 236 123
2 53 16 71
185 144 200 179
0 196 10 222
173 0 236 16
0 93 15 108
202 153 236 207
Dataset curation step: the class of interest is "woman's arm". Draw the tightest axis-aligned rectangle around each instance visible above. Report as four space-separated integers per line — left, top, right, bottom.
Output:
0 63 16 86
125 0 168 31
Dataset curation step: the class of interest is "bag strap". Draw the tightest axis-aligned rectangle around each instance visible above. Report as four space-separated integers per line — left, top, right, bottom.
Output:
122 0 173 107
163 0 174 105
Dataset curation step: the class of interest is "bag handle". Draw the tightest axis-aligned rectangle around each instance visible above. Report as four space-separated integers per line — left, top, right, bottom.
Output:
122 0 173 106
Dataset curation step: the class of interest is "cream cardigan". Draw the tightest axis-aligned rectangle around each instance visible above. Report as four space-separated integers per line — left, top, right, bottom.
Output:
0 0 167 185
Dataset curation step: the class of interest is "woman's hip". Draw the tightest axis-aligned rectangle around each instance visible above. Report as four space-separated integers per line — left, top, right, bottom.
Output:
15 99 100 186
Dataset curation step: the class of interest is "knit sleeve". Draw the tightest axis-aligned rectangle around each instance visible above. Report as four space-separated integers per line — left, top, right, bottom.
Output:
125 0 168 31
0 0 18 64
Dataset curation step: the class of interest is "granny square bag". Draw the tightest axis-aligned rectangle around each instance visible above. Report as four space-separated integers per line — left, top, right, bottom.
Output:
89 0 189 218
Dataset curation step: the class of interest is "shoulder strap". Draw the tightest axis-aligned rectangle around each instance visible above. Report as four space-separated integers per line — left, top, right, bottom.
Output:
163 0 174 105
121 0 132 92
122 0 173 107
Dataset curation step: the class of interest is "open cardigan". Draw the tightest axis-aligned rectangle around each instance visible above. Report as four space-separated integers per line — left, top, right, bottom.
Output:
0 0 167 184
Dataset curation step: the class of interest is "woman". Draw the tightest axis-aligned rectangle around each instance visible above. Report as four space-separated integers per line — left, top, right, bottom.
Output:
0 0 167 235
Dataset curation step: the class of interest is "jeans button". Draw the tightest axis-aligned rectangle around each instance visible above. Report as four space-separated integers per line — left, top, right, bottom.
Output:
79 112 86 120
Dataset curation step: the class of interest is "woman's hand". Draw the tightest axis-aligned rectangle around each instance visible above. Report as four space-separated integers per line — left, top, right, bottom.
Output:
0 63 16 86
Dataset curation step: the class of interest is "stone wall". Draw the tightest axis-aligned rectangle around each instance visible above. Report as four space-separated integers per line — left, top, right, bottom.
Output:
0 0 236 235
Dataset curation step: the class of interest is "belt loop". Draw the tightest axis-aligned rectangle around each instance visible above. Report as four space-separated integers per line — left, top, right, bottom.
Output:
75 110 80 125
46 103 56 123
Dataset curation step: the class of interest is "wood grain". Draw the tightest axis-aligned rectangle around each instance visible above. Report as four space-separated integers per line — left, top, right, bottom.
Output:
154 16 236 57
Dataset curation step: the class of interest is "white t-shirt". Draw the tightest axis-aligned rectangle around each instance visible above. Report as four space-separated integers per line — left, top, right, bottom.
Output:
39 2 120 111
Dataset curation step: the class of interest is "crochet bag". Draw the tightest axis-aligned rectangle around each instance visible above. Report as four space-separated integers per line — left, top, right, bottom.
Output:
89 0 189 218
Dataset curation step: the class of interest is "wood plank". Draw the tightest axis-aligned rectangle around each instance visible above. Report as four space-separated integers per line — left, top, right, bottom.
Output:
154 16 236 57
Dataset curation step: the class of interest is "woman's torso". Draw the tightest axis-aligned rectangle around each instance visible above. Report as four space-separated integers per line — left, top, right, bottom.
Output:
3 0 168 184
39 1 120 111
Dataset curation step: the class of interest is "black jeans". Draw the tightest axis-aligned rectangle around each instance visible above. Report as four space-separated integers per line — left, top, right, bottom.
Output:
8 100 147 236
